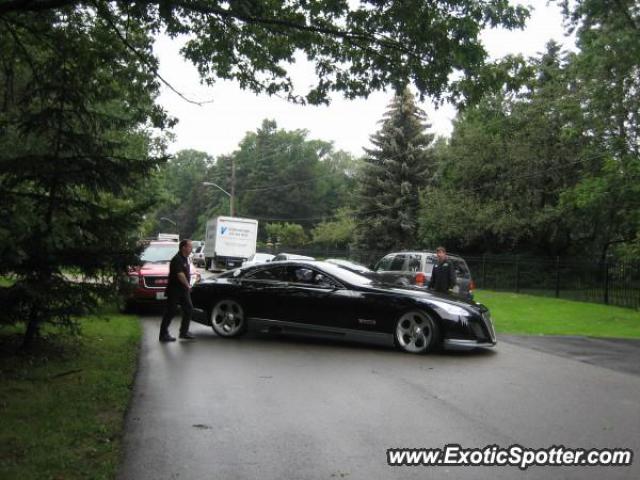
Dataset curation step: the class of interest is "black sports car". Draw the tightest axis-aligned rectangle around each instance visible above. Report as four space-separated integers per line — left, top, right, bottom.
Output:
190 260 496 354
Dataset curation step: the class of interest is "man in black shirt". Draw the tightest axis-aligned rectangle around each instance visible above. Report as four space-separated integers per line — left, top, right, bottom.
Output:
159 239 195 342
428 246 457 295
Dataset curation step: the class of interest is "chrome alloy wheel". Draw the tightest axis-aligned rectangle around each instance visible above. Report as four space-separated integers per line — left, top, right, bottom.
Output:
395 311 436 354
211 300 245 337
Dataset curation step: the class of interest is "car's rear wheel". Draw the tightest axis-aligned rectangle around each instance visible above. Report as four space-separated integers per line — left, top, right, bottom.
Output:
394 310 440 354
210 299 247 337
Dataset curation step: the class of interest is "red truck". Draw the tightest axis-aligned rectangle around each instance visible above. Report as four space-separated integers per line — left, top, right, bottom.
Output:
122 240 201 311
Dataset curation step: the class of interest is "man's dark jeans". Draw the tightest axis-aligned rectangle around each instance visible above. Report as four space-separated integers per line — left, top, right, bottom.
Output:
160 287 193 337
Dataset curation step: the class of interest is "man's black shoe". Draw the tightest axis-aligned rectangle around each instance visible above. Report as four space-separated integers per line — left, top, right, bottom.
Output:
179 332 196 340
159 334 176 342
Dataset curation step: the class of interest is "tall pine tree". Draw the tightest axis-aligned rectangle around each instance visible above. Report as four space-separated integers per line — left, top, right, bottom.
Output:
356 87 435 251
0 9 168 348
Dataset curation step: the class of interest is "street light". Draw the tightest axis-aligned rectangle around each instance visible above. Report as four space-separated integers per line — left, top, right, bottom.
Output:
203 181 235 216
160 216 178 232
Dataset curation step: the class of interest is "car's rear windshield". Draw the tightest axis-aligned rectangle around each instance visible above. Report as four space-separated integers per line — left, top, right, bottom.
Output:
141 244 177 263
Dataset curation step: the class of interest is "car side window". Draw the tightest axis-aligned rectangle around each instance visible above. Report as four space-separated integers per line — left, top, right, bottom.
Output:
246 266 287 281
291 267 315 284
287 267 339 288
375 255 394 271
407 255 421 272
451 259 470 278
389 254 407 271
313 273 339 288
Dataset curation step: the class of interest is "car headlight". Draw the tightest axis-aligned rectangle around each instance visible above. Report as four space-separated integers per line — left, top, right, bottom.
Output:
128 275 140 285
424 299 472 317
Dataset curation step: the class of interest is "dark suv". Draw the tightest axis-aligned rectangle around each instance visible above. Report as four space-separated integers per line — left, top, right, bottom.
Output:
374 251 475 299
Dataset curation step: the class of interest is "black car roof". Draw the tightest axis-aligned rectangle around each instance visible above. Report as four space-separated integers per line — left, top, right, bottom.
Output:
211 260 479 309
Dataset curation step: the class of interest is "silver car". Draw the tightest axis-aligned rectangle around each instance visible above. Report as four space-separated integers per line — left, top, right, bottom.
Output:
374 251 475 299
193 243 206 267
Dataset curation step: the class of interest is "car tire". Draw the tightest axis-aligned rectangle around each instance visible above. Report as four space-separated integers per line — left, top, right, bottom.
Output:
210 299 247 337
394 310 440 354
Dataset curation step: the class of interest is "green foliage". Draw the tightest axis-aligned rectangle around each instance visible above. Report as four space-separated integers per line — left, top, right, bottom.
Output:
265 222 308 248
556 0 640 260
141 120 360 243
0 8 167 346
311 208 357 248
356 87 436 251
418 33 640 259
143 149 214 240
0 0 530 106
234 120 333 227
0 0 528 104
216 120 358 233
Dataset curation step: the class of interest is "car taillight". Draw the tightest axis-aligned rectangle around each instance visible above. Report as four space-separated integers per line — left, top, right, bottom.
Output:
415 272 426 286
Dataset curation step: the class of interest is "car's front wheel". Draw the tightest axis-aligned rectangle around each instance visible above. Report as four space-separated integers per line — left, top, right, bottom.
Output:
394 310 440 354
210 299 247 337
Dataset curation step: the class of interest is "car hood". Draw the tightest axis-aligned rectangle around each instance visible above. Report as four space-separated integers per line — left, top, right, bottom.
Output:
363 281 483 311
130 262 170 275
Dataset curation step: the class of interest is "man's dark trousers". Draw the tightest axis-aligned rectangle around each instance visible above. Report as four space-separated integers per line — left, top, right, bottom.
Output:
160 287 193 337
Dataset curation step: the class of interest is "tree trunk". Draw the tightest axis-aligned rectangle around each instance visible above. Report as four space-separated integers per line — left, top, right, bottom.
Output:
21 312 40 351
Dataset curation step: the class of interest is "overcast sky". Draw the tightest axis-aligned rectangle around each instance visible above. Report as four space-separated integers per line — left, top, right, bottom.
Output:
153 2 573 159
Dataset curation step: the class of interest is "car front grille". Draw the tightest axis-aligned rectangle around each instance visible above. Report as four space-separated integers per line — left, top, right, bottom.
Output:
143 276 169 289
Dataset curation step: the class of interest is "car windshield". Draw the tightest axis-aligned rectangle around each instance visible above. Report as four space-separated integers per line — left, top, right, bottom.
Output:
311 262 375 286
141 244 177 263
328 259 371 272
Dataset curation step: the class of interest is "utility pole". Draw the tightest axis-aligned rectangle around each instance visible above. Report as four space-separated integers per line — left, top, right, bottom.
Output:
230 156 236 217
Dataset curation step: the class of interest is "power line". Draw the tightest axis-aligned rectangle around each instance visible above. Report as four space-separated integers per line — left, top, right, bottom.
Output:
243 172 345 192
247 152 623 223
207 143 353 193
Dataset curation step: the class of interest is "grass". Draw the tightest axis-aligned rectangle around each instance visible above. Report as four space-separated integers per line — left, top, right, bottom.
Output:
0 309 141 480
475 290 640 338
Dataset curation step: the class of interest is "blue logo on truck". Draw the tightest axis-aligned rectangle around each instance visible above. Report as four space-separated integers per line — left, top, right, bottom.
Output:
220 226 228 235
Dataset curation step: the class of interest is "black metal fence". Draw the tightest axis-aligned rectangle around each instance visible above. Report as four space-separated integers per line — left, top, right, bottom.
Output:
269 247 640 309
463 255 640 309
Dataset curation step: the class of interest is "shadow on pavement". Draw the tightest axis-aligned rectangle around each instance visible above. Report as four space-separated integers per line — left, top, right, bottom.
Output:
500 334 640 377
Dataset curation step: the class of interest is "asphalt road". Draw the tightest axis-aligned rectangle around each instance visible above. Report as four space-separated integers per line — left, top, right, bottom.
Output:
117 317 640 480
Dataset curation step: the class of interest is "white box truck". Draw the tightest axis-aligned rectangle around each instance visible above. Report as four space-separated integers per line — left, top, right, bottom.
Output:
203 216 258 271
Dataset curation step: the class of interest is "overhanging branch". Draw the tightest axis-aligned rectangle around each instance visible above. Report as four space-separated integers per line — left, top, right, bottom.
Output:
94 1 214 106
